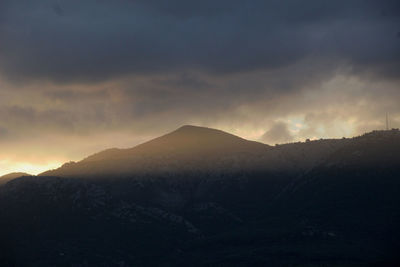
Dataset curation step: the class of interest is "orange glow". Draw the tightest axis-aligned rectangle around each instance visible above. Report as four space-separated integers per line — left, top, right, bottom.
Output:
0 159 62 176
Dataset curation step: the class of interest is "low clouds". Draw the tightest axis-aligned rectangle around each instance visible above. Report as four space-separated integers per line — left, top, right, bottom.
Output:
0 1 399 174
261 122 294 144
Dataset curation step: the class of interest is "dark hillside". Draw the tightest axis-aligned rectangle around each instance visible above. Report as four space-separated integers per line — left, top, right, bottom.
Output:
1 127 399 266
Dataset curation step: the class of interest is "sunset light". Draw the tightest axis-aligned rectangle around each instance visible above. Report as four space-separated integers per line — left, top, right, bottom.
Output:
0 1 399 265
0 159 62 176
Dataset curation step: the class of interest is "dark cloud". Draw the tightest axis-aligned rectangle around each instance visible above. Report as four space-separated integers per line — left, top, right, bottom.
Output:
0 0 399 83
0 0 400 175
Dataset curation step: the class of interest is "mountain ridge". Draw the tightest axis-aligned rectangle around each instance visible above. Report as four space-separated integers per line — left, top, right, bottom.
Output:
82 125 269 162
40 125 271 177
40 126 400 178
1 127 400 266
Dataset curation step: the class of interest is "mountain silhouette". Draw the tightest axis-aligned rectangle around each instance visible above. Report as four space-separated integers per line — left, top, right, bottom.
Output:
1 127 399 266
41 126 400 178
0 172 31 185
41 125 271 177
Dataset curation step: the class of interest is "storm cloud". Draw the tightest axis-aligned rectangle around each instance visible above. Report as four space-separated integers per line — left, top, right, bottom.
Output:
0 0 399 175
0 0 399 82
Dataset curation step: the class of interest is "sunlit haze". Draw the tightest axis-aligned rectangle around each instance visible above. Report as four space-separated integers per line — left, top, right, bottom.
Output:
0 160 62 176
0 1 399 176
1 2 400 266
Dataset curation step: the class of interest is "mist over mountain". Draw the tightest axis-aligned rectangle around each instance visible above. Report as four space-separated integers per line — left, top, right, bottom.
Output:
1 126 400 266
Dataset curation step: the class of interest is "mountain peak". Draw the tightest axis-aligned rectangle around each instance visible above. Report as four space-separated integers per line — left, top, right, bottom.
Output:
176 124 202 130
138 124 265 153
172 125 231 135
40 125 270 177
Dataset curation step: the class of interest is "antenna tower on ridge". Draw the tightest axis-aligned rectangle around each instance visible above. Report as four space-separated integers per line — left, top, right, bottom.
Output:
386 112 389 130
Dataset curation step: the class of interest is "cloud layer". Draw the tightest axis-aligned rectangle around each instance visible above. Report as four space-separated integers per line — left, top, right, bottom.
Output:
1 0 399 82
0 0 399 175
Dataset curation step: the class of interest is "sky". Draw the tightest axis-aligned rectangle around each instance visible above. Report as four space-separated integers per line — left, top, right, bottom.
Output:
0 0 399 176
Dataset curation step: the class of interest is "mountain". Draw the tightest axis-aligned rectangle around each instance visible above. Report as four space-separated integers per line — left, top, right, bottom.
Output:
1 127 399 266
41 126 399 178
41 125 272 177
0 172 31 185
